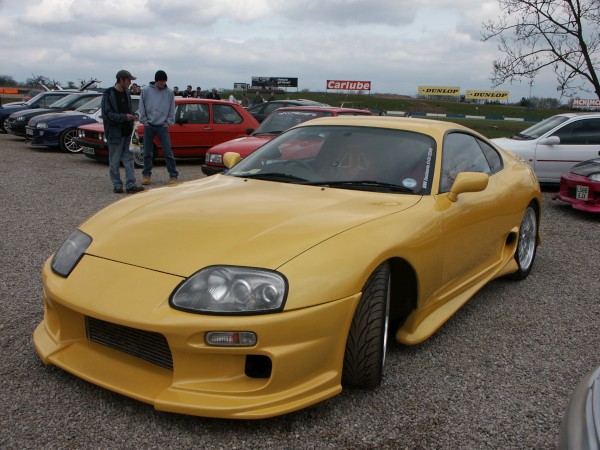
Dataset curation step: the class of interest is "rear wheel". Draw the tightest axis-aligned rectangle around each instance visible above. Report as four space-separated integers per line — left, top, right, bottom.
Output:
508 203 538 280
342 262 391 388
59 128 82 153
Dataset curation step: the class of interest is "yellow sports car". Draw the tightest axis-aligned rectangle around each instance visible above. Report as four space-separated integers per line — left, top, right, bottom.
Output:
33 116 541 419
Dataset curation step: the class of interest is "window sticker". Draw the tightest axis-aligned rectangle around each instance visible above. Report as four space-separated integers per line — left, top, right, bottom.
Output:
422 147 433 189
402 178 417 189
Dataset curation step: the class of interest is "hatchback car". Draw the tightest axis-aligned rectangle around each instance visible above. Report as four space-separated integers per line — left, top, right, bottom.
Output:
78 98 258 166
202 106 373 175
553 158 600 213
26 96 140 153
5 91 102 137
492 113 600 183
0 91 72 133
34 116 541 419
246 99 329 122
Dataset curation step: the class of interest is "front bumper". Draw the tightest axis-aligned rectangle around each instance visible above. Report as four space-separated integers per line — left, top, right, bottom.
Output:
33 255 358 419
553 174 600 213
25 127 60 147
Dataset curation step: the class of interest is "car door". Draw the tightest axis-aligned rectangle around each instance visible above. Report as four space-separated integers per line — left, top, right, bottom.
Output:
210 103 251 146
437 132 511 292
534 117 600 182
166 102 212 157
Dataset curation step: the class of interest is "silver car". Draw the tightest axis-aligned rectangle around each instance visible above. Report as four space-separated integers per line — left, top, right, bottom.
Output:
492 113 600 183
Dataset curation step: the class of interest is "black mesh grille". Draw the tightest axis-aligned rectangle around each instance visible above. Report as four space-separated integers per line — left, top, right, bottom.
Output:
86 316 173 370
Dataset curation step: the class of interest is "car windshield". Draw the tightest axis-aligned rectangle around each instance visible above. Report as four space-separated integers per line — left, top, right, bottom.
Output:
76 97 102 113
227 125 436 194
510 115 570 140
47 93 85 109
255 110 334 135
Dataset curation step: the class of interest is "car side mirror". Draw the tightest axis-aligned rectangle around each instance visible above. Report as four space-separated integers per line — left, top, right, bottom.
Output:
246 128 254 135
539 136 560 145
447 172 489 202
223 152 242 169
176 118 188 125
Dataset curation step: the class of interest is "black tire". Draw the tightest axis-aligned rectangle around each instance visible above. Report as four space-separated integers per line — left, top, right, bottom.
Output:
0 118 7 134
59 129 82 153
507 203 539 280
342 262 391 388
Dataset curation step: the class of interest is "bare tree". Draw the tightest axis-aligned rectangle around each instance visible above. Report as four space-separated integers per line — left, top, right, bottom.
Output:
482 0 600 99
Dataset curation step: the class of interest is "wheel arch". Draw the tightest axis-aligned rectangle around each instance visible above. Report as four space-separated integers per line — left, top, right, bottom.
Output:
387 257 418 327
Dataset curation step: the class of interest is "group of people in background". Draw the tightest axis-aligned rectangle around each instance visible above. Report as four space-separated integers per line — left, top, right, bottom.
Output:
103 68 284 194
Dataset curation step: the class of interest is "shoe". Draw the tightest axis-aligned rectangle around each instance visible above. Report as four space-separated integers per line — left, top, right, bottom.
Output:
113 186 124 193
169 177 179 185
141 177 151 185
126 185 145 194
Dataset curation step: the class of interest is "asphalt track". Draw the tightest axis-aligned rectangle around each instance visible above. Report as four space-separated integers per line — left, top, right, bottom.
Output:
1 132 598 449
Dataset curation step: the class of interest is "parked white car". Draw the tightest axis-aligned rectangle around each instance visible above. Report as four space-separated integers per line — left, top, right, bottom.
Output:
492 113 600 183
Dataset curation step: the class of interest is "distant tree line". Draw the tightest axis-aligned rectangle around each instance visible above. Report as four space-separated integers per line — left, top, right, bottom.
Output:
0 73 94 89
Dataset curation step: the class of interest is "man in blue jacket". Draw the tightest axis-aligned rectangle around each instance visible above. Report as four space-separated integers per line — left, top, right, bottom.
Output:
102 69 144 194
139 70 178 185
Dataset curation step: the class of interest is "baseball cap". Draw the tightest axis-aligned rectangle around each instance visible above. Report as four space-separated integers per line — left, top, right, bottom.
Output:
116 69 136 80
155 70 168 82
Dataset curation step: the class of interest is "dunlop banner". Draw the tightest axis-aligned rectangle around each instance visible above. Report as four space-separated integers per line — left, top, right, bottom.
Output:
418 86 460 97
465 90 509 101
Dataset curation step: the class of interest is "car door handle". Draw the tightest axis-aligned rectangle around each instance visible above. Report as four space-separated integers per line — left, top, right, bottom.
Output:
204 126 212 130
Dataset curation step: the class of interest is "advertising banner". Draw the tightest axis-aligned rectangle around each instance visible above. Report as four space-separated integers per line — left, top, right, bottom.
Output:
418 86 460 97
573 98 600 109
251 77 298 89
326 80 372 91
465 90 509 101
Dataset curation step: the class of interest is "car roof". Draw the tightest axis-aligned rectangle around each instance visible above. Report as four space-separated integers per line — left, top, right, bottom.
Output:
552 112 600 119
174 98 239 106
294 115 478 137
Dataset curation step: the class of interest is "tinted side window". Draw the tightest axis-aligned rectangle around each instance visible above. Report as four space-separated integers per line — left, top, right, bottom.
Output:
478 140 503 173
213 104 243 124
441 133 491 192
552 119 600 144
41 95 65 107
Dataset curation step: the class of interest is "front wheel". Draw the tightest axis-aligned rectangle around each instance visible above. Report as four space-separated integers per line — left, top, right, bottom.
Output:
342 262 391 388
508 203 538 280
59 128 82 153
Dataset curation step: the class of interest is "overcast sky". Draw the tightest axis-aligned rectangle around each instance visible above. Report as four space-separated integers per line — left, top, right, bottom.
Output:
0 0 589 102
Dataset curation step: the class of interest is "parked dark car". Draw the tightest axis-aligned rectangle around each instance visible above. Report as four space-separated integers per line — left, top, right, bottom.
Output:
246 99 329 122
0 91 72 132
6 91 102 137
26 96 140 153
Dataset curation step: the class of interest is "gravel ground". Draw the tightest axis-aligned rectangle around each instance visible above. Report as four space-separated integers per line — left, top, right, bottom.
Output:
0 132 598 449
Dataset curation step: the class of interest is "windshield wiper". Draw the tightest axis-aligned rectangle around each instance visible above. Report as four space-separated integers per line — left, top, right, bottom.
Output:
305 180 415 193
237 172 309 182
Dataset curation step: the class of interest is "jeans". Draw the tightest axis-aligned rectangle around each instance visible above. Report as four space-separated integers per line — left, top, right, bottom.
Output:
108 136 137 189
142 124 178 179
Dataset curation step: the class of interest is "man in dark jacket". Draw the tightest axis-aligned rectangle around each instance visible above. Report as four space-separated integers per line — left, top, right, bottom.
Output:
102 69 144 194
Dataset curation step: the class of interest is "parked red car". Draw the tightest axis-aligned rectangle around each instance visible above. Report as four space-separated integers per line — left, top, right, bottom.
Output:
553 158 600 213
202 106 372 175
77 98 259 166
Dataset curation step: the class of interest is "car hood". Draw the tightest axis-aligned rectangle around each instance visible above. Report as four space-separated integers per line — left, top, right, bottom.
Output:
29 111 89 126
491 137 537 151
82 175 421 277
209 135 273 157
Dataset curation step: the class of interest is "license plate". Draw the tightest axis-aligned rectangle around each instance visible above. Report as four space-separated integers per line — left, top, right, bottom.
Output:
26 129 33 136
576 185 589 201
82 147 95 155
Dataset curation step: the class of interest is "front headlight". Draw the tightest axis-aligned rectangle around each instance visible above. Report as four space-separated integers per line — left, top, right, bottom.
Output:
205 153 223 164
36 122 48 129
51 230 92 277
171 266 287 314
589 173 600 182
15 116 27 122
